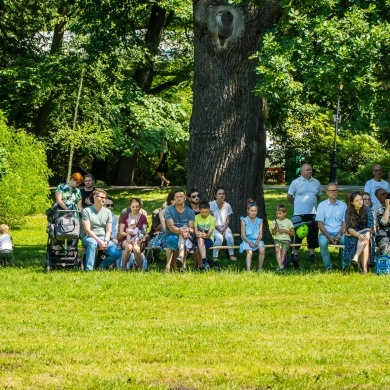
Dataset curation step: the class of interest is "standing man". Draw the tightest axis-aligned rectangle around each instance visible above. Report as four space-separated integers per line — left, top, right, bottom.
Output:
287 163 322 265
82 189 121 271
164 189 195 271
315 183 347 271
80 174 95 208
364 164 390 206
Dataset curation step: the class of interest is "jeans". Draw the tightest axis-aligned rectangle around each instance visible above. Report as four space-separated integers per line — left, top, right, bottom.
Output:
213 227 234 257
318 232 344 269
82 236 121 271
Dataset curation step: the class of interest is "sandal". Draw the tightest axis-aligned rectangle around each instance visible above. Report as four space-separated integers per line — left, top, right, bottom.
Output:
230 256 237 261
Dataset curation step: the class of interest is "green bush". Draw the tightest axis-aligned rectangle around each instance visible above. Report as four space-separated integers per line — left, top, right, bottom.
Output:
0 112 50 227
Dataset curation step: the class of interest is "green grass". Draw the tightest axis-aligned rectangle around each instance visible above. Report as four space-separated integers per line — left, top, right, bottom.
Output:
3 188 389 389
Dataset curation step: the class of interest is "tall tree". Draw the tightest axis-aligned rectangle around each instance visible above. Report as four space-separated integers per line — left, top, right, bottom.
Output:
188 0 281 232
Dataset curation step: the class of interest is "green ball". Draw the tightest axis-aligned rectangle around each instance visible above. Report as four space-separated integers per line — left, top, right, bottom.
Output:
296 224 309 239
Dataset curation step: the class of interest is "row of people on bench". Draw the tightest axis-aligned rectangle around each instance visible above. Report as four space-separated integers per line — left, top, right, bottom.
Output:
55 171 387 273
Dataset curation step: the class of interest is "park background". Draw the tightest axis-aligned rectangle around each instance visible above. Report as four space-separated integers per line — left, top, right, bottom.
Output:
1 1 390 388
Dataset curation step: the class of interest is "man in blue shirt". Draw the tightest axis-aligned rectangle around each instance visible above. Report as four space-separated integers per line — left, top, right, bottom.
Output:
315 183 347 271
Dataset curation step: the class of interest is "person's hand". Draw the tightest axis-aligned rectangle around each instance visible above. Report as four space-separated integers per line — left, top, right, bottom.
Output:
250 242 256 248
85 198 91 205
358 233 367 242
386 199 390 208
99 239 108 249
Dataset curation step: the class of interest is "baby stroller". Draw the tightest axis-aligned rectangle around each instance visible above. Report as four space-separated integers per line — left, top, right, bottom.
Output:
45 210 82 272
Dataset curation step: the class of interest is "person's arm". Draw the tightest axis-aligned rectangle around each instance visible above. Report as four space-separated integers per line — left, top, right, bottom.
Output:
159 209 166 231
380 199 390 225
287 194 294 205
157 152 164 165
270 220 278 236
240 219 252 245
104 222 112 243
166 218 181 234
318 221 335 244
118 222 128 240
55 191 68 211
76 198 82 212
255 222 263 245
222 214 230 234
82 219 106 249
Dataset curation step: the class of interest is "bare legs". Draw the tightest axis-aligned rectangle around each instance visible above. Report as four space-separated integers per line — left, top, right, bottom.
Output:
352 231 371 273
157 172 170 187
246 247 265 271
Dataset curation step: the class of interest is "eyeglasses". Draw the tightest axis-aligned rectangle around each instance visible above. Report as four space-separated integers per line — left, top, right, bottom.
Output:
191 194 200 199
96 196 106 200
105 204 114 208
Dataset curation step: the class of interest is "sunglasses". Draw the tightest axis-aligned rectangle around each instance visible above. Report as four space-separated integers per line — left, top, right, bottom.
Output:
191 194 200 199
106 204 114 208
248 201 258 207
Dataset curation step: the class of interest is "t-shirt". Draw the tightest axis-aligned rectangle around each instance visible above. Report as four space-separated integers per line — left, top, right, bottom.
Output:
56 183 81 211
0 234 12 250
119 213 148 242
270 218 294 241
194 214 216 242
164 205 195 237
80 188 94 208
288 176 321 215
209 200 233 227
364 179 390 206
82 206 112 238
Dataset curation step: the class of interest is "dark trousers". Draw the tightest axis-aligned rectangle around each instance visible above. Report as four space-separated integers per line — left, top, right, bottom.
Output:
293 214 319 249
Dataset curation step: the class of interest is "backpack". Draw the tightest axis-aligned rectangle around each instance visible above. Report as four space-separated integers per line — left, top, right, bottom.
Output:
375 255 390 275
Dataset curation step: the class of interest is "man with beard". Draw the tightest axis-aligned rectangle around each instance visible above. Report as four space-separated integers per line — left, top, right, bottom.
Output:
80 174 95 208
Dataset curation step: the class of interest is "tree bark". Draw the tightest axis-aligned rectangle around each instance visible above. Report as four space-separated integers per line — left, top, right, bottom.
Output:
188 0 281 235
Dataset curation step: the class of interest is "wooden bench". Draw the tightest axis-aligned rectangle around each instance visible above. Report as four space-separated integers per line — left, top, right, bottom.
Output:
209 243 345 269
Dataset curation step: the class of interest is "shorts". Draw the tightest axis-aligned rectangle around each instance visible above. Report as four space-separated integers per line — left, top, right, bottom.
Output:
274 239 291 252
164 234 179 250
194 237 214 250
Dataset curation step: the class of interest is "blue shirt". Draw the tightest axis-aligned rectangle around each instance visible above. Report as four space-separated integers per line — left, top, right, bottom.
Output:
316 199 347 233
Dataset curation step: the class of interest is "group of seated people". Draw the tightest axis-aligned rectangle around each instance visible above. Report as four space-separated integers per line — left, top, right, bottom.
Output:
53 171 390 273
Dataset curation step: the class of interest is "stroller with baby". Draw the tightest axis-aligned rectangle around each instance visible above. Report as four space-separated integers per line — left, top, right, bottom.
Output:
45 209 82 272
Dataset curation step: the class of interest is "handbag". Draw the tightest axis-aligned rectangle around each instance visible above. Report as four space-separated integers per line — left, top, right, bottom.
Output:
45 203 60 220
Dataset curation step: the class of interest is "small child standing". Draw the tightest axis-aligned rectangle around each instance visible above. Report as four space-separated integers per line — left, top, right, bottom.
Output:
194 201 216 270
239 200 265 272
0 224 13 266
270 205 295 271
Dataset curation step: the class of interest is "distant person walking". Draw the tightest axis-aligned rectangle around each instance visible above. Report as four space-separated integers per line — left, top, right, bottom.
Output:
156 140 170 188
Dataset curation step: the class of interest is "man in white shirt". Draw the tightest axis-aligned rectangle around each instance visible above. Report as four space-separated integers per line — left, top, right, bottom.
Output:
364 164 390 206
287 163 322 266
315 183 347 271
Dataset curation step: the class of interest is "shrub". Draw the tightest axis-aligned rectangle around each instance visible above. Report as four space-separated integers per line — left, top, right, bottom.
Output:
0 113 50 227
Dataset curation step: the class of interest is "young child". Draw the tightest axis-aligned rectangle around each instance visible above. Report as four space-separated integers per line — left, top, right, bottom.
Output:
239 200 265 272
194 201 216 270
126 219 140 245
0 224 13 266
270 205 295 271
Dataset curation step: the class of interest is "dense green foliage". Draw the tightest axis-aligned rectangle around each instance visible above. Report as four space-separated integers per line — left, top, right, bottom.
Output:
0 113 50 227
255 0 390 183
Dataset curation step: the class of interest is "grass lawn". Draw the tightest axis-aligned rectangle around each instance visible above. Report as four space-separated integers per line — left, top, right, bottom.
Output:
2 187 390 389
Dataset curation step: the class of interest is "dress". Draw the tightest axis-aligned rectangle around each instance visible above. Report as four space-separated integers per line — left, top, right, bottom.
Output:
56 183 81 211
375 206 390 254
156 152 168 173
343 206 375 265
239 216 265 253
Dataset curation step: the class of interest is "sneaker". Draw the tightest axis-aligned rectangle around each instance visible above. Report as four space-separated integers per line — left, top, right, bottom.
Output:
309 254 315 263
212 257 219 262
325 266 333 272
257 267 264 273
292 254 299 269
276 267 284 272
176 255 183 268
203 260 210 270
351 258 358 266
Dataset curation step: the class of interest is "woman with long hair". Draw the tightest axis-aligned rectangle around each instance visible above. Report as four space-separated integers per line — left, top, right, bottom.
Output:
343 192 374 273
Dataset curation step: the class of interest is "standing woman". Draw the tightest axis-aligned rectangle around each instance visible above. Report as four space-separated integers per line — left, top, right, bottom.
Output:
156 140 170 188
343 192 374 273
118 198 148 271
55 172 84 212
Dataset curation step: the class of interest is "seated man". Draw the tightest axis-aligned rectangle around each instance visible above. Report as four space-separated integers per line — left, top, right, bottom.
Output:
164 189 195 271
82 189 121 271
315 183 347 271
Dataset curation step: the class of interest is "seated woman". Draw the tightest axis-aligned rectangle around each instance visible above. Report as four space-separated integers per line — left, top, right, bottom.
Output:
343 192 374 273
375 194 390 255
118 198 148 271
209 186 237 261
55 172 84 212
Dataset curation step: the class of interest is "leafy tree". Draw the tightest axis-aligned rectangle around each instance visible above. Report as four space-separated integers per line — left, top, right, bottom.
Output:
0 112 50 227
255 0 390 183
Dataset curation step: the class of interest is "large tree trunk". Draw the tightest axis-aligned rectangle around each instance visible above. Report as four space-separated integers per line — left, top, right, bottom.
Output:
188 0 281 234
